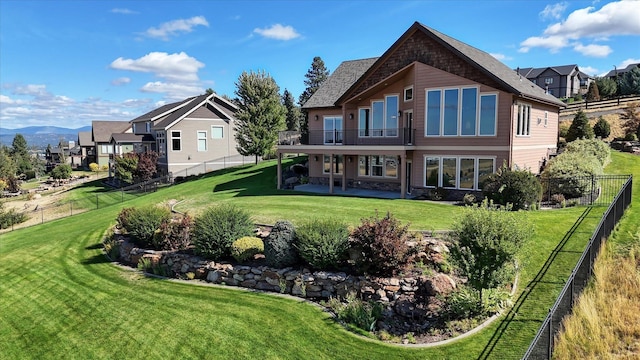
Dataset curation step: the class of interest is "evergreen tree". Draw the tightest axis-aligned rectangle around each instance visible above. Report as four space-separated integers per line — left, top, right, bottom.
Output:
11 134 32 175
620 67 640 96
234 70 286 164
298 57 330 143
593 116 611 139
282 89 302 131
566 110 594 142
594 77 617 99
585 81 600 102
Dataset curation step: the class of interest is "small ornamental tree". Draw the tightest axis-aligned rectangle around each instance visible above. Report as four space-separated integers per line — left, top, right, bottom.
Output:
592 116 611 139
449 201 533 305
585 81 600 102
114 153 138 184
135 151 158 182
50 164 72 180
482 163 542 211
566 110 594 142
620 102 640 138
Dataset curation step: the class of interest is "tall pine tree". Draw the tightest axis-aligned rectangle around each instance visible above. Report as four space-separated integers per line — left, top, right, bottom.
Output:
298 57 329 143
234 70 286 164
282 89 302 131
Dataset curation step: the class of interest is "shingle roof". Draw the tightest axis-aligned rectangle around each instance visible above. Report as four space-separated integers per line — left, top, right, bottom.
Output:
417 23 565 107
302 58 378 109
110 133 144 143
154 94 209 129
77 131 93 146
131 97 195 123
91 121 131 143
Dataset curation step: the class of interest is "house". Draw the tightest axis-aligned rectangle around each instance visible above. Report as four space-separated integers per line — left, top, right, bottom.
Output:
91 120 132 171
276 21 565 199
77 131 95 169
604 63 640 80
129 92 241 177
517 65 592 98
45 140 82 170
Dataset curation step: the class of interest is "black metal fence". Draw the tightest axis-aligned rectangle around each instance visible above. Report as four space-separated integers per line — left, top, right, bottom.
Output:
523 174 633 359
539 174 632 207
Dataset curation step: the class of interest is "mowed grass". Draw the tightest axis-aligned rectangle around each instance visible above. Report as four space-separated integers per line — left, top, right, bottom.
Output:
0 155 628 359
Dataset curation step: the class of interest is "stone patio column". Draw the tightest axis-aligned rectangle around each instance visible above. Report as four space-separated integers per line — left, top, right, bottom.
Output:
329 154 334 194
400 154 406 199
277 152 282 190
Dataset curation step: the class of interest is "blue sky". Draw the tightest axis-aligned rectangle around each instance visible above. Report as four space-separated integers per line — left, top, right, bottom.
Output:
1 0 639 129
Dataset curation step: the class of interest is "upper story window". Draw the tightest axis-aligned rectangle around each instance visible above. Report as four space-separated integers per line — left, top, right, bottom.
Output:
171 130 181 151
197 131 207 152
404 86 413 101
145 122 151 133
323 116 343 144
211 126 224 139
544 111 548 127
545 77 553 85
156 132 166 156
132 123 137 133
516 103 531 136
426 87 496 137
359 95 399 137
532 79 537 85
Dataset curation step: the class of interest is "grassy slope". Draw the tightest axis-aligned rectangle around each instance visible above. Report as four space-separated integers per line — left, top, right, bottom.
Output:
0 157 615 359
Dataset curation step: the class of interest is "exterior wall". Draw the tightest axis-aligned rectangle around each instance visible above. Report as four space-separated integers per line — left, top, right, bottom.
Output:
163 117 239 176
511 102 559 174
95 142 111 167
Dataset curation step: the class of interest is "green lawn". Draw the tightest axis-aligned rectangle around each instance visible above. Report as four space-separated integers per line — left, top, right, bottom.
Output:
1 154 636 359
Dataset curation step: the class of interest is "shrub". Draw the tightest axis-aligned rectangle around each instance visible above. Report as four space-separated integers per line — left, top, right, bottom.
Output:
191 204 254 260
566 110 594 142
482 163 541 210
263 220 298 268
296 218 350 270
326 293 383 332
564 138 610 167
446 286 482 319
231 236 264 263
550 193 566 206
449 200 532 303
50 164 72 180
462 193 476 206
152 215 193 251
541 152 603 198
593 116 611 139
116 207 134 231
0 203 28 229
117 205 171 248
349 212 411 276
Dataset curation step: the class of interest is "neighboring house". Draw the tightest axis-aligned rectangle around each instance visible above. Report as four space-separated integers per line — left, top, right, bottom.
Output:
45 140 81 170
517 65 592 98
129 92 240 176
276 21 565 199
77 131 95 169
91 120 132 169
605 63 640 80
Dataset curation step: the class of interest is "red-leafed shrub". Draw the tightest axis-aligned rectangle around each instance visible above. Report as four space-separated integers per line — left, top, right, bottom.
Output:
349 212 412 276
152 215 193 251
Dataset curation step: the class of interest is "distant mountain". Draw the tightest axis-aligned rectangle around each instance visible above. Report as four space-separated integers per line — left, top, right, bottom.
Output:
0 125 92 135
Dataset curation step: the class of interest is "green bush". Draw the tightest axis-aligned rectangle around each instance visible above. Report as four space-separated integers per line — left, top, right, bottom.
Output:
564 138 610 167
482 163 541 210
231 236 264 263
326 293 383 332
349 212 411 276
191 204 254 260
0 203 28 229
566 110 594 142
446 286 512 320
541 152 603 198
296 218 349 270
264 220 298 268
118 205 171 248
593 116 611 139
152 215 193 251
449 201 532 302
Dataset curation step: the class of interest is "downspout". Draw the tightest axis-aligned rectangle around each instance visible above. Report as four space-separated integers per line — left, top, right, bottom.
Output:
509 96 515 168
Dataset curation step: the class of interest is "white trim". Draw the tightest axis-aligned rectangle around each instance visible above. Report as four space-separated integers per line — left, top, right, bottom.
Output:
404 86 414 102
211 125 224 139
423 154 496 190
197 130 207 152
515 102 532 137
512 144 556 150
170 130 182 152
479 92 498 136
414 145 510 151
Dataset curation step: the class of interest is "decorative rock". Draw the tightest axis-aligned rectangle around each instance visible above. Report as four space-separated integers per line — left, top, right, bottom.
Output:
265 277 280 286
207 270 221 283
306 284 322 293
423 274 456 296
250 267 263 275
233 274 244 281
315 271 328 280
241 279 257 287
180 263 190 273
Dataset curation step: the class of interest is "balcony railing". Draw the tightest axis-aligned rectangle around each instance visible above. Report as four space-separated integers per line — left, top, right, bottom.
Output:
279 128 416 146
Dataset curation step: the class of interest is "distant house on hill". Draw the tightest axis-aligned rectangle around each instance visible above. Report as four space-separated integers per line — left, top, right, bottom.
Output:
91 120 132 177
77 131 95 169
604 63 640 80
516 65 592 99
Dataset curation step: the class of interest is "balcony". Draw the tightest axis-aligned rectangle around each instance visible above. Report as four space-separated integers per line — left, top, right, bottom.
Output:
279 128 416 147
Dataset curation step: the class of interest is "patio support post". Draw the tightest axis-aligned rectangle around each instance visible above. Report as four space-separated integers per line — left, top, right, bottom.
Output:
342 154 347 191
329 153 334 194
276 152 282 190
400 154 406 199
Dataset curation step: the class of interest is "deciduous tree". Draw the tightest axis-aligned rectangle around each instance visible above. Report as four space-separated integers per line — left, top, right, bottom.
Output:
135 151 158 181
234 70 286 164
114 153 138 184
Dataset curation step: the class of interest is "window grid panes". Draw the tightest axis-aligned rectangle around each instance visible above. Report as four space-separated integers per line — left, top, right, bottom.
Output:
424 156 495 190
197 131 207 152
171 131 181 151
517 104 531 136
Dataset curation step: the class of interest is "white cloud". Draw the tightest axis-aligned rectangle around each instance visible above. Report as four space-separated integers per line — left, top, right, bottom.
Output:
253 24 300 40
520 1 640 55
579 66 599 75
0 83 159 129
111 8 138 15
140 81 203 100
144 16 209 40
110 52 204 82
573 43 612 57
540 2 568 20
619 58 640 68
489 53 513 61
111 77 131 86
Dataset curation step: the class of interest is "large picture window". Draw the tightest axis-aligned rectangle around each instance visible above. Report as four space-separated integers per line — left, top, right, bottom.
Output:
424 156 495 190
323 155 343 174
358 155 397 178
426 87 496 137
358 95 399 138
